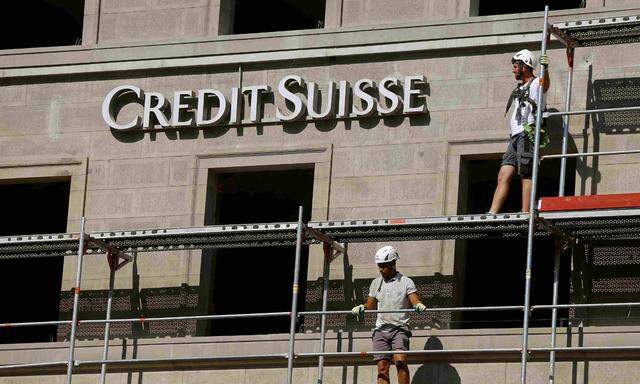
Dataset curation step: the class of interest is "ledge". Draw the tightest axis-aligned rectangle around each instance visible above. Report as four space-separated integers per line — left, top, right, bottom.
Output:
1 7 640 79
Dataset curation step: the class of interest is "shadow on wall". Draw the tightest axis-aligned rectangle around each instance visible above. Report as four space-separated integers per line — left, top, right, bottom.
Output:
574 69 640 195
411 337 461 384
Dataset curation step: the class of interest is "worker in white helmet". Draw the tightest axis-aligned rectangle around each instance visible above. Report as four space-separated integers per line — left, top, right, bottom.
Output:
351 245 426 384
489 49 550 214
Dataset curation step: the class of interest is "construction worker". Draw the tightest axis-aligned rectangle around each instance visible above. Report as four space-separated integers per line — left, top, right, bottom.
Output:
351 245 426 384
489 49 550 214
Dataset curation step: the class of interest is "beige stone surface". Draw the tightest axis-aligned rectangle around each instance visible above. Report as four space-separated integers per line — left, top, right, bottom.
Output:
2 3 640 382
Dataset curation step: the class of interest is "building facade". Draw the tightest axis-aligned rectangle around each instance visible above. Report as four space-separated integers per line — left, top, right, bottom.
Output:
1 0 640 383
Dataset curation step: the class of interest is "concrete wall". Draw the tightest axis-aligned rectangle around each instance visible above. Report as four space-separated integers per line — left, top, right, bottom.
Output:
85 0 220 45
2 3 640 383
80 0 640 46
2 1 640 303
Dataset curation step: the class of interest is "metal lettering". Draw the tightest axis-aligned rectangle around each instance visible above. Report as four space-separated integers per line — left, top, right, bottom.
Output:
102 74 427 130
229 87 242 125
403 75 426 114
377 77 403 115
172 90 195 127
307 81 336 120
143 92 170 128
352 79 376 117
276 75 306 121
196 89 228 126
337 81 351 119
243 85 271 123
102 85 144 131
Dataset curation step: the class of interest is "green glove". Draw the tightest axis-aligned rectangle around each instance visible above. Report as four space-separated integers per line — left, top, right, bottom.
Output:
523 123 550 150
351 304 365 320
414 303 426 313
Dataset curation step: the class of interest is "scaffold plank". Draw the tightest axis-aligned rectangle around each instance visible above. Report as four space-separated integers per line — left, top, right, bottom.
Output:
539 193 640 212
552 15 640 47
2 210 640 259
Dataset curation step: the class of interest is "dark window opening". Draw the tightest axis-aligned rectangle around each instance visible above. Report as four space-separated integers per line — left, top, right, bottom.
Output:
1 0 84 50
0 179 70 343
199 168 314 336
455 157 576 328
230 0 326 34
476 0 583 16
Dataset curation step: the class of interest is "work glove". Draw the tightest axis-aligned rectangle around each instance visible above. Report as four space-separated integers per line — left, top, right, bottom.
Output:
414 303 427 313
539 54 549 67
351 304 365 321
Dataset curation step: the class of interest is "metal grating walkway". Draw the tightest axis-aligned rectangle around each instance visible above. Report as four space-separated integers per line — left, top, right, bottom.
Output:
552 15 640 47
3 209 640 259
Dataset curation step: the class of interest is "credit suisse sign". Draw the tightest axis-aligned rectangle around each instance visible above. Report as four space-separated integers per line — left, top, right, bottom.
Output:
102 75 426 130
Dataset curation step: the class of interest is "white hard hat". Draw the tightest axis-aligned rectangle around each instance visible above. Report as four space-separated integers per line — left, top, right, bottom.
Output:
512 49 538 70
375 245 399 264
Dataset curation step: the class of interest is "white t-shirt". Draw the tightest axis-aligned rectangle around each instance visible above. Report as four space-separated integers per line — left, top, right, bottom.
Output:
510 77 546 136
368 272 417 331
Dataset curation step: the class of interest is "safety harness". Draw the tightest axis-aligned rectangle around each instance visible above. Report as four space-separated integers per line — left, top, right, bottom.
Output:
504 77 537 123
505 77 550 149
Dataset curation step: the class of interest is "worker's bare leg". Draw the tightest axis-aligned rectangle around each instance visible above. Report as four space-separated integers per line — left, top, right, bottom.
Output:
393 353 410 384
490 165 516 213
521 177 532 213
377 359 391 384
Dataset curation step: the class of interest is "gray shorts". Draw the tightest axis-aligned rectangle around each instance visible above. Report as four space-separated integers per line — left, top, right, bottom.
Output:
502 132 533 178
372 328 410 362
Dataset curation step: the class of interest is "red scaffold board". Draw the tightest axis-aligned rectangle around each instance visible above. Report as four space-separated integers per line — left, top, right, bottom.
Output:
538 193 640 212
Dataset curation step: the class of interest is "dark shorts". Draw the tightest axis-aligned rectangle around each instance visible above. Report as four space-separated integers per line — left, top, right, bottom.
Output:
502 131 533 178
372 328 410 362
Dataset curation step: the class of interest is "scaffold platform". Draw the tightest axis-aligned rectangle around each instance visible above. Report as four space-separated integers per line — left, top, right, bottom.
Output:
2 209 640 260
551 14 640 47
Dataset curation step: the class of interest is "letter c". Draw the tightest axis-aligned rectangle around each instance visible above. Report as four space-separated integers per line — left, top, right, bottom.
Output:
102 85 144 131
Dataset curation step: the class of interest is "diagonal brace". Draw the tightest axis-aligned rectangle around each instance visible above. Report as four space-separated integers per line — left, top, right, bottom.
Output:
303 226 344 263
85 236 133 271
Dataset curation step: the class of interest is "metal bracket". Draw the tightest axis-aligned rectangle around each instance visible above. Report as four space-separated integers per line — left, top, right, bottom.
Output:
536 215 575 242
550 24 575 49
303 226 345 263
86 237 133 271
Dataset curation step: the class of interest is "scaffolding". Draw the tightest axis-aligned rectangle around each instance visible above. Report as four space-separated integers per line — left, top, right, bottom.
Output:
2 6 640 384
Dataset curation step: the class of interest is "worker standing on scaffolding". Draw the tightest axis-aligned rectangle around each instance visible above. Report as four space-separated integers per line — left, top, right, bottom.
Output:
489 49 550 214
351 245 426 384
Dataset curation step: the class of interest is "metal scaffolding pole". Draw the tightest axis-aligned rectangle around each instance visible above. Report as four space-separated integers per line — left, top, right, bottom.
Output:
316 243 331 384
99 260 117 384
286 206 304 384
558 47 574 197
520 6 549 384
548 239 565 384
66 217 87 384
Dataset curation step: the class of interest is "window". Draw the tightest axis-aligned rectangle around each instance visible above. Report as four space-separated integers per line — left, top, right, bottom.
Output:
473 0 584 16
0 179 70 343
1 0 84 50
225 0 326 35
454 157 576 328
199 168 314 336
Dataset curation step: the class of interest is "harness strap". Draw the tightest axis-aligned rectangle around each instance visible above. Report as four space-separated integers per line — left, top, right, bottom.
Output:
504 77 537 116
